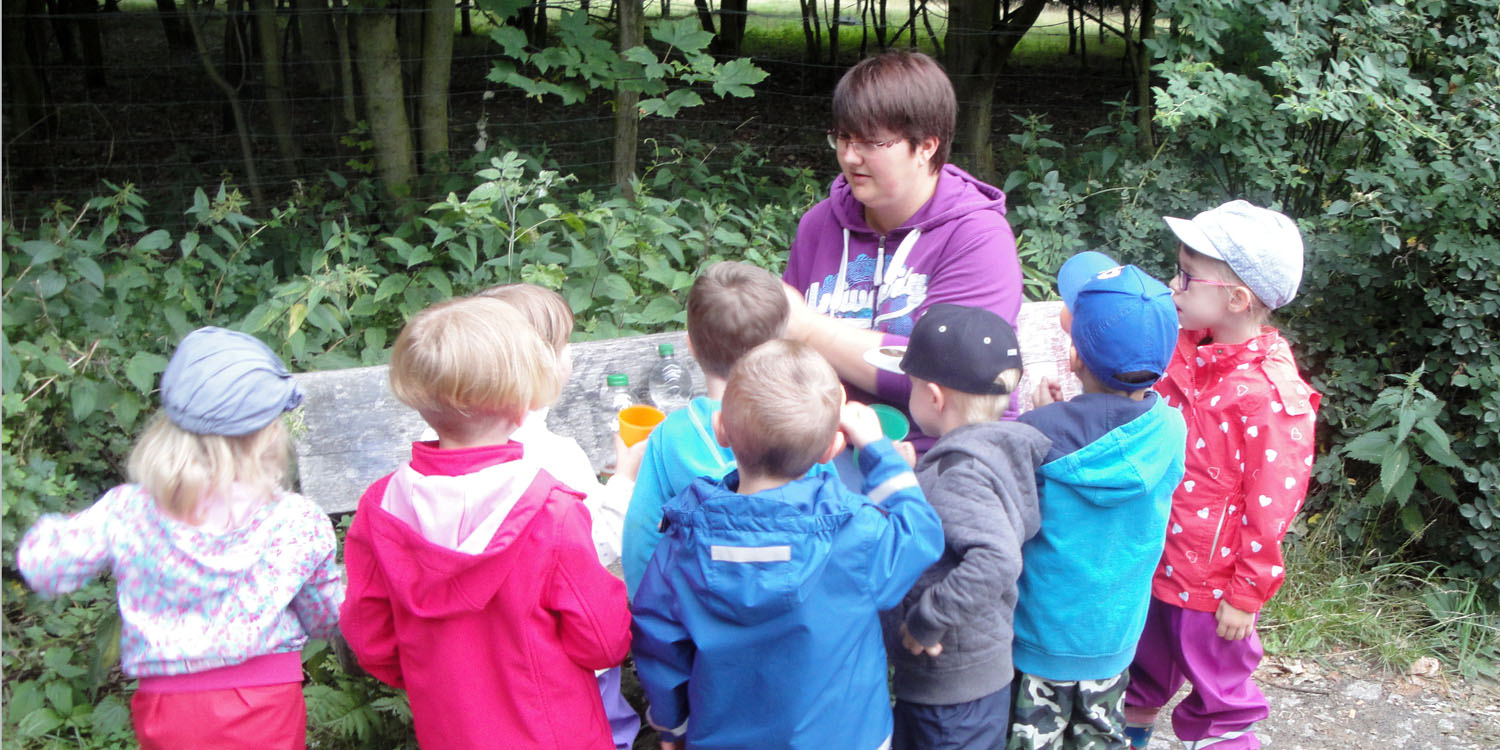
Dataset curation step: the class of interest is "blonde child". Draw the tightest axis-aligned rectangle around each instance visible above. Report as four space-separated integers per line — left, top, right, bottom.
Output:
1124 201 1321 750
339 297 631 749
16 327 343 750
476 282 643 749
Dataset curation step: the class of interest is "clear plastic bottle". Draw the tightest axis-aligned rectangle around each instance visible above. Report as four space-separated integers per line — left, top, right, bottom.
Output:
646 343 692 413
600 373 634 432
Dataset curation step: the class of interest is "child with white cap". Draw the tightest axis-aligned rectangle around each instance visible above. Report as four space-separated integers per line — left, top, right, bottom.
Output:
1008 256 1188 750
16 327 343 749
1123 200 1321 750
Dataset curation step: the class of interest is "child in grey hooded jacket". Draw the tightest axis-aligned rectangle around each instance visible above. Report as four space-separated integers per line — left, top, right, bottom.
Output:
866 303 1049 750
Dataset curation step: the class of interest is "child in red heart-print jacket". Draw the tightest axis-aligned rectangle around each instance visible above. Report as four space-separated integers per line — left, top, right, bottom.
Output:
1124 201 1321 750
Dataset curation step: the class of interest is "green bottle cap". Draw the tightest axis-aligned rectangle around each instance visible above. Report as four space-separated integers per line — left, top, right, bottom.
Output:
606 373 629 387
659 343 674 356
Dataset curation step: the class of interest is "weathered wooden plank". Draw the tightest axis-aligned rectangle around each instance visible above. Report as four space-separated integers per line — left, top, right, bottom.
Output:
292 303 1074 514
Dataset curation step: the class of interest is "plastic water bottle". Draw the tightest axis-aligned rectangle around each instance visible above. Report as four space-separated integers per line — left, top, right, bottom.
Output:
600 373 634 432
646 343 692 413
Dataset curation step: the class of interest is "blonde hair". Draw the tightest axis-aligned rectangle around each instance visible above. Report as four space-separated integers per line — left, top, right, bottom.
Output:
476 283 574 352
938 385 1011 424
721 340 841 479
688 261 790 378
127 411 289 523
389 297 561 431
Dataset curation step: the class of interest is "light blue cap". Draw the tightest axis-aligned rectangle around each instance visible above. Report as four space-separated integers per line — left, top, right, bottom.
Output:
161 327 303 436
1164 200 1304 309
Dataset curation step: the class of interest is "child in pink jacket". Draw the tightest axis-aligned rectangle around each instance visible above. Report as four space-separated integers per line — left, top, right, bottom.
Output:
1125 201 1321 750
339 296 631 749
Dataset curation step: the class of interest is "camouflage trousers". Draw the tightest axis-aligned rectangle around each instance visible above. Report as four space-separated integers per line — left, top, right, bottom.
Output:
1007 670 1130 750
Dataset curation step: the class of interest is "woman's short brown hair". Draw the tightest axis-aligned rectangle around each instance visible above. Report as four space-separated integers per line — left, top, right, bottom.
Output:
720 340 841 480
832 51 956 173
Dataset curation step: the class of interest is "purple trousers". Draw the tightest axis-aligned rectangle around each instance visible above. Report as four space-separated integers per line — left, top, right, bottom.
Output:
1124 598 1267 749
599 666 640 750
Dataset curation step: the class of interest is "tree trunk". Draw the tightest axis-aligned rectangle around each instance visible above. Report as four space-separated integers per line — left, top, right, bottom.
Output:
154 0 192 50
946 0 1047 182
183 0 265 210
418 0 454 171
294 0 338 100
691 0 715 35
799 0 820 63
1135 0 1155 153
331 0 357 128
828 0 841 65
252 0 301 166
613 0 644 195
717 0 747 55
352 9 416 198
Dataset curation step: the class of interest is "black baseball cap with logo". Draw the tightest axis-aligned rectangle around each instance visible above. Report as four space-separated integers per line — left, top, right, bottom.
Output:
863 304 1023 395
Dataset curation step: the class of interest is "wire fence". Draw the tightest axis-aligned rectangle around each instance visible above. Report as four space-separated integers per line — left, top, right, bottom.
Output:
1 1 1138 216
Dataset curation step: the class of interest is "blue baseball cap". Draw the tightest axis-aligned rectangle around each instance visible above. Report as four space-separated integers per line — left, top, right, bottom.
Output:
1057 251 1121 310
1069 265 1178 392
161 327 304 436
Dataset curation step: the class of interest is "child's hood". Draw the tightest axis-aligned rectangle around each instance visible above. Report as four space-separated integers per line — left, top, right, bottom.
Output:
829 163 1008 234
658 472 854 626
918 420 1052 487
1039 397 1186 508
364 443 566 617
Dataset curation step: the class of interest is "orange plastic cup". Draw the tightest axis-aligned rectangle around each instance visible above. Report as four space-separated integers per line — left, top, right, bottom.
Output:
618 405 667 446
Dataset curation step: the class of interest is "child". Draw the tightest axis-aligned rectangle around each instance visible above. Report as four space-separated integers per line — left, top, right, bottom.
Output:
1008 257 1188 749
339 297 631 749
862 303 1050 750
475 282 643 750
16 327 342 750
1124 201 1320 750
620 260 791 598
630 339 945 750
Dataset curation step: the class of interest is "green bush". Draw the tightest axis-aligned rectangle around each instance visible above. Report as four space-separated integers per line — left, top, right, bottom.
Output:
1000 0 1500 589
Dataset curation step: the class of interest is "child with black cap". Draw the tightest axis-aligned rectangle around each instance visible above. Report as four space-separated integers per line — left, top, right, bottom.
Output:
863 303 1051 750
16 327 343 749
1007 256 1188 750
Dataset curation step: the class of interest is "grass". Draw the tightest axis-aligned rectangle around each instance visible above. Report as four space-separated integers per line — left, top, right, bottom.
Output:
1262 524 1500 682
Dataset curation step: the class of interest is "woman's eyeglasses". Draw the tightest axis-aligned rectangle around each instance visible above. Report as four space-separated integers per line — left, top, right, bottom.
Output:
1175 264 1239 290
826 131 903 154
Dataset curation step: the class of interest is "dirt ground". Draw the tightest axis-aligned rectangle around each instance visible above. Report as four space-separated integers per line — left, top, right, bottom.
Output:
1144 654 1500 749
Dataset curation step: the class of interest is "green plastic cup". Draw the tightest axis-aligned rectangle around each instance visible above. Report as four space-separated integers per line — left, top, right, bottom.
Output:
870 403 910 441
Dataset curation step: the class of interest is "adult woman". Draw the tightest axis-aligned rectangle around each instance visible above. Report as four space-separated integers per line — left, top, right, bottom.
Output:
783 51 1023 447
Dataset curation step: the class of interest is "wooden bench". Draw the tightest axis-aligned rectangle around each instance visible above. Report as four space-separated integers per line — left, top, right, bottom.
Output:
291 300 1077 513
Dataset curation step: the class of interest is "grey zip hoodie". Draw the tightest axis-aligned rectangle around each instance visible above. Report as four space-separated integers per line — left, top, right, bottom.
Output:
880 419 1049 705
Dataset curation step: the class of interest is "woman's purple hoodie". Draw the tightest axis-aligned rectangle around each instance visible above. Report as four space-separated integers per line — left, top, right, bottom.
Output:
784 164 1023 442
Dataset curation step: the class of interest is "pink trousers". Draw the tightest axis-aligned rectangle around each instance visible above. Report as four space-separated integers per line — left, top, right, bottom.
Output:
132 682 307 750
1124 597 1267 750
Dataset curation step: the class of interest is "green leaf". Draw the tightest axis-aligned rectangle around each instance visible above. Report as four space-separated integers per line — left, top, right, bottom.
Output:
598 273 634 301
240 302 280 335
1 332 20 393
6 682 43 725
1414 418 1466 469
1342 431 1391 463
650 17 715 53
125 352 168 394
638 296 681 324
72 256 105 288
112 394 142 432
36 270 66 299
1379 443 1411 495
44 681 73 717
1399 504 1425 534
287 303 309 337
134 229 173 252
374 273 409 302
90 695 130 735
71 379 99 420
1418 465 1458 503
17 707 63 737
710 57 768 99
21 239 63 265
420 267 453 299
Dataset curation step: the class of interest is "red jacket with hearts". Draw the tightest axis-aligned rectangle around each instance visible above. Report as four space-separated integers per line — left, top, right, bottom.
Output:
1152 327 1319 614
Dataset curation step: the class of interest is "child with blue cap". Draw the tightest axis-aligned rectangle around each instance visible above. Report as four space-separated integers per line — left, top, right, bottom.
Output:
17 327 343 749
1008 255 1188 749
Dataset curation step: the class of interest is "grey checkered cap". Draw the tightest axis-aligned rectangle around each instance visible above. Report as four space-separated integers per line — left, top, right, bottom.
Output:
1164 200 1305 309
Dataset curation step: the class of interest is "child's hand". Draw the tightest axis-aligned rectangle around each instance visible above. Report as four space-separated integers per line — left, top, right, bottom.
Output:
900 622 942 657
782 282 815 341
660 741 684 750
1032 376 1063 408
612 433 648 481
839 401 884 449
1214 600 1256 641
894 440 917 467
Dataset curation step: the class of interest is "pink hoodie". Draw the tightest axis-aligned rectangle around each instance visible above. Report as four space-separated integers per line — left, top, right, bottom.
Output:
340 441 631 749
